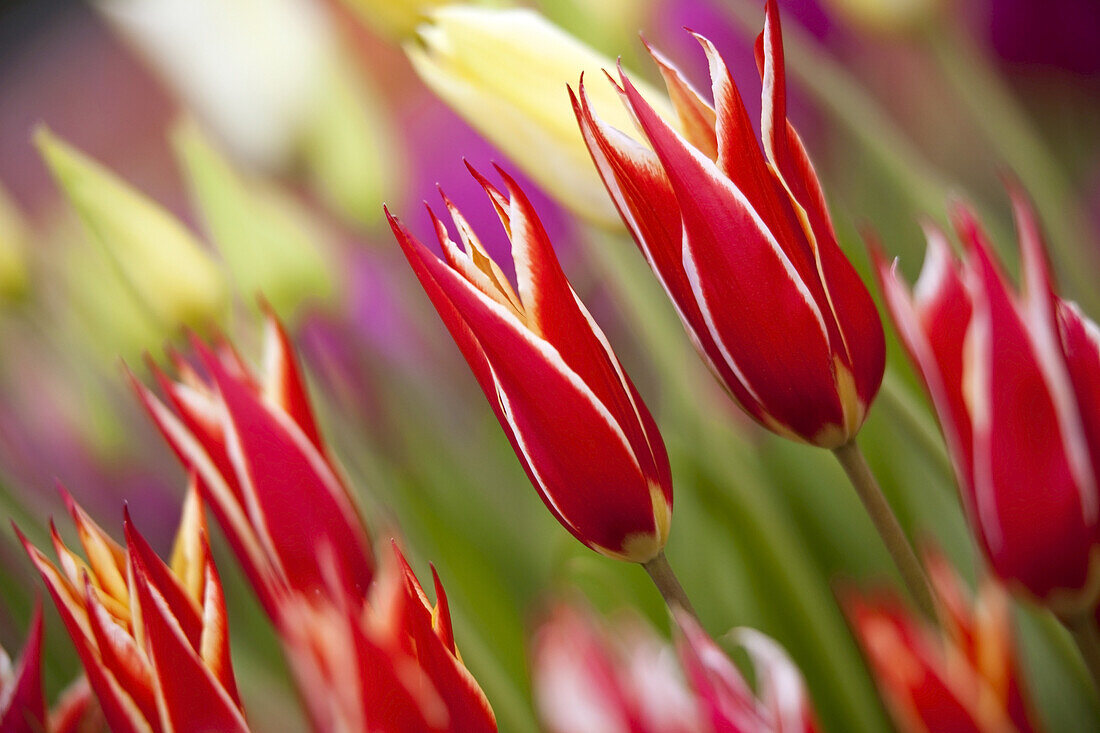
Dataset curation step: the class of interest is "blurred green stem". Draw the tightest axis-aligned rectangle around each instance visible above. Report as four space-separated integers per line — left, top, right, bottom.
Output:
833 440 937 619
1068 613 1100 693
643 551 698 620
923 22 1098 312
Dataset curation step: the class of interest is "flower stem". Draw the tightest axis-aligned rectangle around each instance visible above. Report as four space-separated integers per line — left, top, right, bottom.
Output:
1067 613 1100 693
643 551 698 621
833 440 937 620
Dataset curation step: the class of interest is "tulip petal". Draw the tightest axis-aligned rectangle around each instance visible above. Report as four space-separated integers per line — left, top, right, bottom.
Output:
195 339 375 601
645 40 717 161
0 602 46 732
675 611 761 732
128 548 249 733
618 67 843 442
258 304 325 453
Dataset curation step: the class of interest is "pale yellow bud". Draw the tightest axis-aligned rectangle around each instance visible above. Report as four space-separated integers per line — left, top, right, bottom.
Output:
822 0 941 32
0 186 28 302
408 6 674 227
172 122 334 318
36 127 228 332
337 0 455 39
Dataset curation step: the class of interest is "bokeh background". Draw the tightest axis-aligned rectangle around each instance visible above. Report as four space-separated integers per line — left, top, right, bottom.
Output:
0 0 1098 730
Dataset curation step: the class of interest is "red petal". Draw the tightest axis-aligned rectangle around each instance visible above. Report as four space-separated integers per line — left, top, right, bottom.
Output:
675 611 762 732
645 39 717 160
197 342 375 601
123 512 203 651
258 303 326 454
129 546 249 732
965 233 1097 601
0 602 46 732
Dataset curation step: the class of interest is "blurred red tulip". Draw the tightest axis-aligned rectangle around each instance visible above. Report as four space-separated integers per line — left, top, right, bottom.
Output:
387 165 673 563
845 551 1040 733
0 601 45 733
18 483 249 733
571 0 884 448
131 308 375 616
532 602 818 733
872 186 1100 613
277 541 496 732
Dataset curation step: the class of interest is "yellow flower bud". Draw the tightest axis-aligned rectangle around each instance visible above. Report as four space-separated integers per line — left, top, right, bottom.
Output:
36 127 228 331
407 6 674 227
0 185 28 302
172 122 334 318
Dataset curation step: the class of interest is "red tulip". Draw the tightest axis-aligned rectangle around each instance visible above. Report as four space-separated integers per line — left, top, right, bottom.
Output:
276 541 496 733
130 307 375 615
845 551 1040 733
532 602 818 733
0 602 45 733
18 484 249 733
872 186 1100 612
570 0 884 448
387 164 673 562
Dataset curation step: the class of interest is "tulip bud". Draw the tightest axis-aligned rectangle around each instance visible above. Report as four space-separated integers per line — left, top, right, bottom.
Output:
131 307 375 616
572 0 885 447
36 128 228 333
0 185 28 302
0 602 45 731
532 601 819 733
18 484 250 733
172 122 334 317
388 165 673 563
276 542 497 732
844 551 1040 732
407 6 675 226
872 186 1100 613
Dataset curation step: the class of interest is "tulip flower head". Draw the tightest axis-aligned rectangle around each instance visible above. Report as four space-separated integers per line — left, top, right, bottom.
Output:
276 541 497 732
845 551 1040 732
387 165 673 563
18 484 249 733
872 187 1100 613
572 0 885 448
130 307 376 617
532 601 819 733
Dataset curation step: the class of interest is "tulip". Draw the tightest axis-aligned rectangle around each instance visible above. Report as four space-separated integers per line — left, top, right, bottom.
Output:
871 186 1100 613
130 307 375 616
276 541 497 732
532 601 819 733
572 0 884 448
844 551 1040 732
386 165 673 565
36 128 228 333
0 602 45 731
408 6 674 226
18 483 250 733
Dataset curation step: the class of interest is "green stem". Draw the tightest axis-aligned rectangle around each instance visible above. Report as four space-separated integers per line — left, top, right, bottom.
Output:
1067 613 1100 695
833 440 937 619
643 550 698 620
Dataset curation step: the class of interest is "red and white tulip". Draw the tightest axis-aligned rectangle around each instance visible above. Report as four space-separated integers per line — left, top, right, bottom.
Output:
130 307 376 615
387 165 673 563
872 187 1100 612
277 542 497 733
845 551 1040 732
18 484 249 733
571 0 885 447
532 601 818 733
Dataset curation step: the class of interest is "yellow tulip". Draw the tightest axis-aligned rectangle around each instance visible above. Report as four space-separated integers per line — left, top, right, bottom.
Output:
36 127 228 332
408 6 674 226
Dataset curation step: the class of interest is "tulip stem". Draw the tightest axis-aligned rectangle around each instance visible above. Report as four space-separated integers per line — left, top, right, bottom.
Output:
643 551 698 621
1067 613 1100 693
833 440 937 620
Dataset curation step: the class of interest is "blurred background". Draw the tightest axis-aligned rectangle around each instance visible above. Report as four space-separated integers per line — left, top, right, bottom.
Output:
0 0 1098 730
